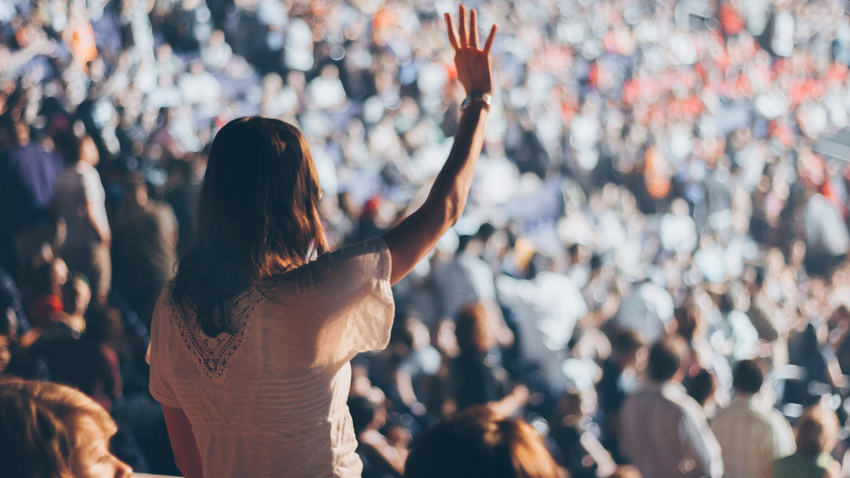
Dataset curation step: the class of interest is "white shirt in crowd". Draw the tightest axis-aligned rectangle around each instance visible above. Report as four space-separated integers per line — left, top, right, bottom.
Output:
619 380 724 478
53 160 109 249
149 238 394 478
710 393 796 478
496 271 587 387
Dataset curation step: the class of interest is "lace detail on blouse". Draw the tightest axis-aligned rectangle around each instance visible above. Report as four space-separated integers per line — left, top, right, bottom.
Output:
169 285 264 383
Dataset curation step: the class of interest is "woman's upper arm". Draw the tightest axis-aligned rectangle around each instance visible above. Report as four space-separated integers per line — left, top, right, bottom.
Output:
382 206 448 286
161 405 204 478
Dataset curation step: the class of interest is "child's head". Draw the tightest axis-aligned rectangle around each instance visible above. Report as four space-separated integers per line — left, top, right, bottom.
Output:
0 377 132 478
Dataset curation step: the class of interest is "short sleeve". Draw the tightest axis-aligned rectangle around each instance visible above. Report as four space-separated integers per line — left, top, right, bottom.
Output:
312 238 394 365
148 286 181 408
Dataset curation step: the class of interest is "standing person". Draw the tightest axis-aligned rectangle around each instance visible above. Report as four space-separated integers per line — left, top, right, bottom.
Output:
766 404 841 478
710 359 795 478
596 329 645 461
113 173 178 327
496 252 587 388
0 119 62 279
148 7 497 477
619 335 724 478
452 303 527 414
53 134 112 305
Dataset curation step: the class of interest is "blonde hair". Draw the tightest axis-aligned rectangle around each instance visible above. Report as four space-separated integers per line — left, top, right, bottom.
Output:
0 378 117 478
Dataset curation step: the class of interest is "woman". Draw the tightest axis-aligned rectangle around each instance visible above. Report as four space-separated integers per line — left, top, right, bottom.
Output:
148 6 497 477
766 403 841 478
0 377 133 478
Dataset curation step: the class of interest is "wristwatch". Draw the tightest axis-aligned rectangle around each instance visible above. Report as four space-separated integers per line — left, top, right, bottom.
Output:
461 91 493 111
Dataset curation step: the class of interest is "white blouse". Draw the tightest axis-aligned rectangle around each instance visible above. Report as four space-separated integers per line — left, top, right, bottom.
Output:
149 238 394 477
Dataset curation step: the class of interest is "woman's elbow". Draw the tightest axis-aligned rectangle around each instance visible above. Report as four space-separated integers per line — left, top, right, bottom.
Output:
174 455 204 478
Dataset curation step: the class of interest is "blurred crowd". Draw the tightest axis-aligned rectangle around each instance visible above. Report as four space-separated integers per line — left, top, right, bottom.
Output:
3 0 850 476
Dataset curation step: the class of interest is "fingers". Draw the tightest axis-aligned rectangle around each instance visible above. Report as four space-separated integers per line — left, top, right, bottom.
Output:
469 9 479 48
457 5 466 49
447 5 497 53
445 13 459 50
483 24 497 55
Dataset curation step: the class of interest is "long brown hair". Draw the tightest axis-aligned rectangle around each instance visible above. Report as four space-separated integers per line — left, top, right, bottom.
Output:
173 117 327 336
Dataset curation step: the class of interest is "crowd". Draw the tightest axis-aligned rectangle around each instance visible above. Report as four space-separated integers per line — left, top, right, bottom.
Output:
3 0 850 476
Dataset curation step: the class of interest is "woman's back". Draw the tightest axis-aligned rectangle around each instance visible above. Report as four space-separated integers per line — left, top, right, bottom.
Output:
150 238 393 477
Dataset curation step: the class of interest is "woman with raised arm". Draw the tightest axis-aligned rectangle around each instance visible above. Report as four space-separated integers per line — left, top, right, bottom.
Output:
147 6 496 478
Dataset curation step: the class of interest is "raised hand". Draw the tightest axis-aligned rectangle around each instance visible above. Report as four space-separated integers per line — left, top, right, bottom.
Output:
445 5 497 96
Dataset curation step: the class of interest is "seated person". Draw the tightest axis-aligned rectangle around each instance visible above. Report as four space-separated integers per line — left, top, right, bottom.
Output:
0 377 132 478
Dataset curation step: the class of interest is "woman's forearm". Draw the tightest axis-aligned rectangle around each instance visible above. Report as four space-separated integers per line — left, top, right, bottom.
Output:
426 103 489 225
383 6 496 285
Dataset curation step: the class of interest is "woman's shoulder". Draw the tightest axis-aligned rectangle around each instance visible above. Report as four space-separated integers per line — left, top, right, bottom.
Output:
317 237 389 267
266 237 390 288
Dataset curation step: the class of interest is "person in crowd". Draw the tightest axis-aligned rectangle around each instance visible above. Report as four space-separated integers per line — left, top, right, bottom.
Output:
12 275 122 412
710 358 795 478
612 279 675 346
12 272 90 364
0 376 132 478
496 251 587 389
404 404 564 478
765 403 841 478
746 267 789 368
786 321 846 405
390 314 442 417
595 329 645 460
549 389 617 478
147 7 497 477
27 256 68 329
112 172 178 326
431 229 512 347
0 118 62 280
52 133 111 305
452 303 527 414
619 335 724 478
348 394 410 478
803 192 849 278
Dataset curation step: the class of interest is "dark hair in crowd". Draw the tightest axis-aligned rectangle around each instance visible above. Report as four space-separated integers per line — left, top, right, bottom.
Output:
173 117 328 336
647 335 687 382
612 329 644 356
795 404 839 457
732 358 767 394
405 405 563 478
347 395 375 435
